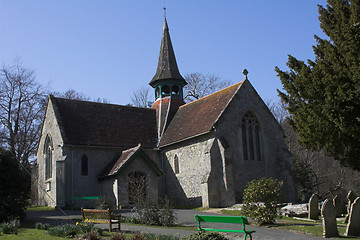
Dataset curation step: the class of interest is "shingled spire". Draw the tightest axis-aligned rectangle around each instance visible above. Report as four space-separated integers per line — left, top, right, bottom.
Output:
150 18 187 143
149 18 187 90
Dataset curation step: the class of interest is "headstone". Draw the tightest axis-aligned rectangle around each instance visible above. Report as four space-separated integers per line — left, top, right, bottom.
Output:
308 194 319 220
321 199 339 238
344 190 357 223
333 195 342 217
345 197 360 236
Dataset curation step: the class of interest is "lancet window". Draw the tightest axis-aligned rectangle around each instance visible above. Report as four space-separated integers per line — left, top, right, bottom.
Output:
241 112 261 161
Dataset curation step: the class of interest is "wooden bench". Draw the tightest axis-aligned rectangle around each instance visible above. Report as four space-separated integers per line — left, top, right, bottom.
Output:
195 215 255 240
81 208 121 232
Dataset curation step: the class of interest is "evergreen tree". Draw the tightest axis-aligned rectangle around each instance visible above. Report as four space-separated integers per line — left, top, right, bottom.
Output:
276 0 360 171
0 148 30 222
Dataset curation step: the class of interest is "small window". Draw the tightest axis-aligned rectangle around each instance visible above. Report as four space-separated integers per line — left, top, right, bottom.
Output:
81 154 88 176
174 155 179 174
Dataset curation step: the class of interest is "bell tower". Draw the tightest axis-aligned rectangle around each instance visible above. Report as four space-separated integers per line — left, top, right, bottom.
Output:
150 18 187 141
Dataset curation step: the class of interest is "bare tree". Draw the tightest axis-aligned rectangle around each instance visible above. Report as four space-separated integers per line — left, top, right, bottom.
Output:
266 99 360 201
265 98 289 124
130 86 153 108
184 73 232 102
0 59 47 167
52 89 110 103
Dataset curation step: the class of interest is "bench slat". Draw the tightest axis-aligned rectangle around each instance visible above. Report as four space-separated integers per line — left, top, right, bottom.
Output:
200 228 255 234
196 215 249 224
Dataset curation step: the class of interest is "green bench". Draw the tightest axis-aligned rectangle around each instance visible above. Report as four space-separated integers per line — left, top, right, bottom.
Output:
71 196 100 209
195 215 255 240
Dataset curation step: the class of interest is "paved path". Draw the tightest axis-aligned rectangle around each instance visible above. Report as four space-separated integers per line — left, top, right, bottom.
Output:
25 209 331 240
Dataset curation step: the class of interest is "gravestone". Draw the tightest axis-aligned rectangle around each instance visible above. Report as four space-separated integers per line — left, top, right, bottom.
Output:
345 197 360 236
308 193 319 220
321 199 339 238
333 195 342 217
344 190 357 223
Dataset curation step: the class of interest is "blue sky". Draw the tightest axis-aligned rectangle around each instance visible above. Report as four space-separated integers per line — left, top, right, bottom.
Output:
0 0 327 105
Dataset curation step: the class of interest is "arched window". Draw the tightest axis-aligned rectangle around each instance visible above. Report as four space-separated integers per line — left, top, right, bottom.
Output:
174 154 179 174
81 154 88 176
171 85 180 95
241 112 261 161
128 172 146 204
44 135 53 180
155 87 160 99
161 85 170 95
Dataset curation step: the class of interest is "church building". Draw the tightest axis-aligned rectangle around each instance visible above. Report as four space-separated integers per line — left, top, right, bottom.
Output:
36 18 297 208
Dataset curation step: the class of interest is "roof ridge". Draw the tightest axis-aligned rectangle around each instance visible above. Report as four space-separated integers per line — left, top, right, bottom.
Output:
53 96 155 111
180 81 244 108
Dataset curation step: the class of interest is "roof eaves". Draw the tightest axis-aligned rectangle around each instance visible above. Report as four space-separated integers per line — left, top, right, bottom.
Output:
159 130 212 148
49 95 69 144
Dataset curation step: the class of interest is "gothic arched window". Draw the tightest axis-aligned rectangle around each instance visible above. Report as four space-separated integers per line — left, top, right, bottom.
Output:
81 154 88 176
241 112 261 161
44 135 53 180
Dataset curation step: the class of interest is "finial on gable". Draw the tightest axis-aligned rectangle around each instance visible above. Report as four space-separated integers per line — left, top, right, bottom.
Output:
242 69 248 80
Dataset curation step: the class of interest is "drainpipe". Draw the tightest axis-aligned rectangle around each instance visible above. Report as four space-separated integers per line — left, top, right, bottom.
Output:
160 151 166 197
71 146 74 209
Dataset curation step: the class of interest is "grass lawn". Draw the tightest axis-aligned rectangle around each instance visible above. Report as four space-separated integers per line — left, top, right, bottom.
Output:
26 206 55 211
220 209 360 239
0 226 134 240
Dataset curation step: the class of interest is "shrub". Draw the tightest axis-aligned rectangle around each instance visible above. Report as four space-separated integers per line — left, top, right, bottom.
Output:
35 222 50 230
76 220 102 235
133 197 176 226
131 231 147 240
145 233 180 240
241 177 283 225
95 196 114 210
47 224 79 238
85 230 101 240
111 232 126 240
1 219 20 235
183 231 228 240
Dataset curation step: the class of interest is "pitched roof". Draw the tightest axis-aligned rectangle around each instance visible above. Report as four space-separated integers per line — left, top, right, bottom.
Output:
159 81 244 147
50 96 157 148
98 145 163 179
149 18 186 87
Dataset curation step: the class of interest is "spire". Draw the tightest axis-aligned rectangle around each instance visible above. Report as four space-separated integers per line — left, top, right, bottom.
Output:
149 18 187 88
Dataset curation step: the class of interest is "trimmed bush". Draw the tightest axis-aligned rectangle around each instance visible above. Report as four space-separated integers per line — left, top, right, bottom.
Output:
241 177 283 225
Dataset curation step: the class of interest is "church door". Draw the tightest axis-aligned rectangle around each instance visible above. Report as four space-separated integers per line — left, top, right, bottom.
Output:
128 171 146 204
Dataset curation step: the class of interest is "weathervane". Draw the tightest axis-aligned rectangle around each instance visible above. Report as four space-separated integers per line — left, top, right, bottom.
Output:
163 7 167 19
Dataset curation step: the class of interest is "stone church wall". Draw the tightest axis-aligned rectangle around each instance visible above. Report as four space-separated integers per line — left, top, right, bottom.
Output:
101 155 161 208
161 134 215 207
214 80 297 202
37 99 162 208
37 100 66 207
